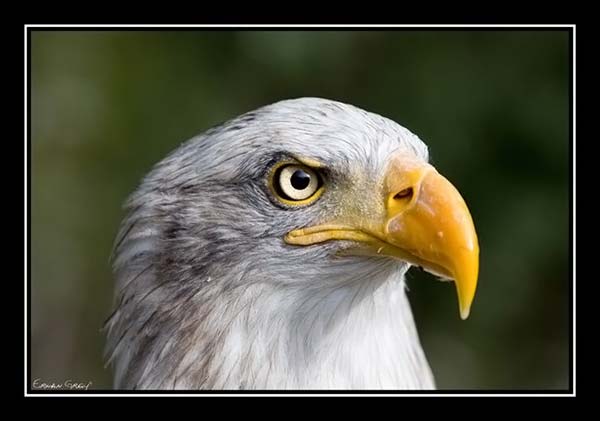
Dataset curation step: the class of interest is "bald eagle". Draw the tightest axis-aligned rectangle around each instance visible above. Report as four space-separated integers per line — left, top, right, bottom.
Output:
104 98 479 390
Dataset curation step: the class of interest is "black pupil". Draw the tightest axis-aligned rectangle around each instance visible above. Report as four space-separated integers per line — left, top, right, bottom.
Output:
290 169 311 190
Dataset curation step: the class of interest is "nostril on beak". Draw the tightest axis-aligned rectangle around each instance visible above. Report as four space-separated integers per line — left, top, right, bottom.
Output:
387 186 417 217
393 187 414 201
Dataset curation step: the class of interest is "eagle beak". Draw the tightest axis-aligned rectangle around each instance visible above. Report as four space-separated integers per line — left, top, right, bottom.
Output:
381 156 479 320
285 155 479 320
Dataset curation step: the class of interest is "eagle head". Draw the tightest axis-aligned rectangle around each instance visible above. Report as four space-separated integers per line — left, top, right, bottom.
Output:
105 97 479 390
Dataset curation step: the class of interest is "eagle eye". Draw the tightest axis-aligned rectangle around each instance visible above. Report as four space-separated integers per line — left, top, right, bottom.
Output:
270 163 324 206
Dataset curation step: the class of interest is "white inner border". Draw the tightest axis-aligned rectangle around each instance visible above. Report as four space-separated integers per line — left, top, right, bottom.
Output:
24 23 576 397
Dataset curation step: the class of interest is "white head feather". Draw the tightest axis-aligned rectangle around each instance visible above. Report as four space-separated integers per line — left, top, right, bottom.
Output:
105 97 435 389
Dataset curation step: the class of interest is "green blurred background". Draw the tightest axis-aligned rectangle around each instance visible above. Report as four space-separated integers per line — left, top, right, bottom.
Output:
30 30 571 390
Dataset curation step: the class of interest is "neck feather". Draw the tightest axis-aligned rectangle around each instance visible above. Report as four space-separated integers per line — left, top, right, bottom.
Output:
107 264 435 390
